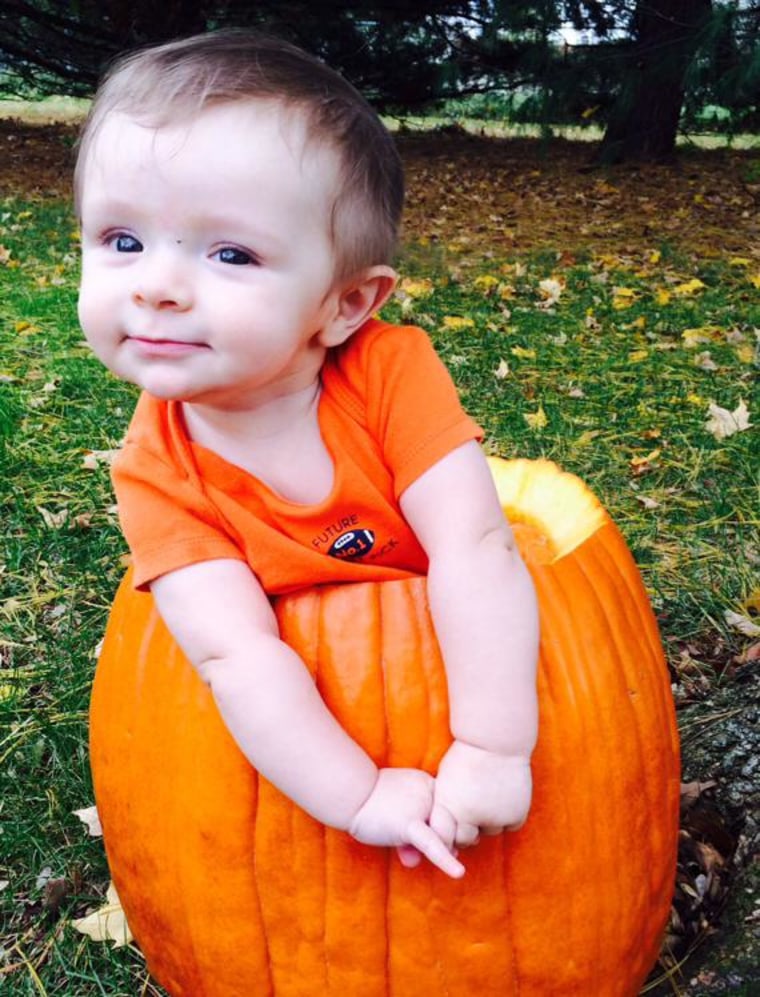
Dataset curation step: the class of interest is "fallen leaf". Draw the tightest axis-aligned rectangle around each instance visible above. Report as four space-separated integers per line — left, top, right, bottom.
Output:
612 287 637 309
682 326 721 348
630 449 661 475
537 277 563 308
743 588 760 615
705 399 751 439
511 345 536 360
398 277 434 299
734 343 756 364
73 805 103 837
36 866 54 890
72 881 134 948
473 274 500 294
680 780 718 811
494 358 510 379
441 315 475 331
673 278 706 296
694 351 718 371
636 494 660 510
724 610 760 638
523 405 548 431
82 448 121 470
37 506 69 529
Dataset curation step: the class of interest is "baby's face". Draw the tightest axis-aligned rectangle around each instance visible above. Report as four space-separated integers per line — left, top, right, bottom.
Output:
78 101 343 407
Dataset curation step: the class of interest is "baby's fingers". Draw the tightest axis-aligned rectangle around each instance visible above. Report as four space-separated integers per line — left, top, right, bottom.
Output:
428 802 457 852
454 821 480 848
395 844 422 868
407 820 465 879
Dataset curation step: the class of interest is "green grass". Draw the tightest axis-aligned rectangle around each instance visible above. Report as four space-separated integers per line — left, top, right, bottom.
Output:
1 194 758 993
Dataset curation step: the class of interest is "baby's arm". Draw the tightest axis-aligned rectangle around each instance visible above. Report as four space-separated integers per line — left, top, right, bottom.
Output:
151 559 464 877
399 441 540 847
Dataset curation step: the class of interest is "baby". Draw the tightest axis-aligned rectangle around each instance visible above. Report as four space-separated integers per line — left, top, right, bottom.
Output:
76 29 539 879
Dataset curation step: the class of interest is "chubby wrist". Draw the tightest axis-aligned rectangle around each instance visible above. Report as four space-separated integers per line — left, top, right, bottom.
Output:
449 737 533 766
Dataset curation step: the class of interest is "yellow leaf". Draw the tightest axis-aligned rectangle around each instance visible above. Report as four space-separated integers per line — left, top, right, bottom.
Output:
649 250 662 265
687 393 705 406
72 882 134 948
473 275 500 294
398 277 434 299
735 344 755 364
631 448 661 466
630 449 661 475
629 316 647 330
511 345 536 360
595 253 622 270
655 288 671 306
682 326 721 348
523 406 548 431
573 429 602 448
705 399 752 439
743 588 760 615
673 278 706 296
729 257 751 267
612 287 637 309
749 274 760 290
628 349 649 363
441 316 475 331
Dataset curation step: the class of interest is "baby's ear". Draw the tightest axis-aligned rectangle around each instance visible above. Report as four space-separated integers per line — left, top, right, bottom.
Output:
318 265 397 348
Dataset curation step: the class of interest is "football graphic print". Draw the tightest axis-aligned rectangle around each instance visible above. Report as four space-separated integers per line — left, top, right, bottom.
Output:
327 529 375 561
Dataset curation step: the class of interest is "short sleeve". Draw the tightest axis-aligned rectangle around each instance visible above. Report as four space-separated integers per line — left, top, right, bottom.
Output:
112 440 244 589
360 323 483 497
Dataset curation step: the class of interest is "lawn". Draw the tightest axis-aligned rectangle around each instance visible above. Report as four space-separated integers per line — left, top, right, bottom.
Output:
0 123 758 994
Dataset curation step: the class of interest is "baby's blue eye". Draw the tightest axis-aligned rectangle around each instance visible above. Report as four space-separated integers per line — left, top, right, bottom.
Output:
216 247 255 266
113 234 143 253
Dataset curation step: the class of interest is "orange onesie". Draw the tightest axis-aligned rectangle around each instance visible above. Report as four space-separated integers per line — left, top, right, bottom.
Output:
112 319 483 595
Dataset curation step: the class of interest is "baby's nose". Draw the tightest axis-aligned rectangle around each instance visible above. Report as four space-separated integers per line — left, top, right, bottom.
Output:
133 252 193 310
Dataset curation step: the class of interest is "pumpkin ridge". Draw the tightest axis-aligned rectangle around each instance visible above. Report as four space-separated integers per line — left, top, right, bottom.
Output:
588 527 680 912
568 547 653 976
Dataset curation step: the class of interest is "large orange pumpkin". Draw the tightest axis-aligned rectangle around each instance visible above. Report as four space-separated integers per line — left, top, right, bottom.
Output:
90 458 680 996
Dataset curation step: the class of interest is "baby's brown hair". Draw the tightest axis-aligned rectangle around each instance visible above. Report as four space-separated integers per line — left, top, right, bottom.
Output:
74 29 404 282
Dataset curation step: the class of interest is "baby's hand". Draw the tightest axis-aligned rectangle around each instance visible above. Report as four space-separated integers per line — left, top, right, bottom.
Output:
431 740 533 848
349 768 465 878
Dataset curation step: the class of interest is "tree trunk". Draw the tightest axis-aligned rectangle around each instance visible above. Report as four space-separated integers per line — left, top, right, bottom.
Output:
598 0 712 163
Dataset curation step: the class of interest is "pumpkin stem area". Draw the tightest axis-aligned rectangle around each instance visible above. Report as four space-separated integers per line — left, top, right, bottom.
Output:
487 457 608 564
